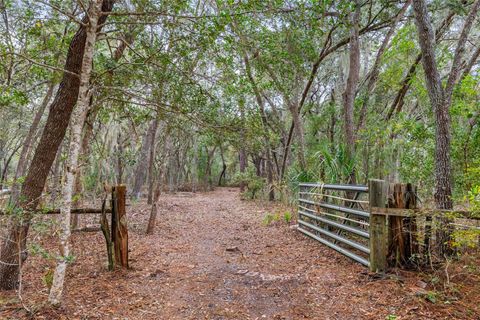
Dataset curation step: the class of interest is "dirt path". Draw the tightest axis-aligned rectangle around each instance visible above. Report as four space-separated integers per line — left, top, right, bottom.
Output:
1 188 476 319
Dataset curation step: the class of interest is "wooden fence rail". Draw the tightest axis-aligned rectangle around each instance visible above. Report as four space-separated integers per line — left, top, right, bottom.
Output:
0 185 129 270
0 208 112 215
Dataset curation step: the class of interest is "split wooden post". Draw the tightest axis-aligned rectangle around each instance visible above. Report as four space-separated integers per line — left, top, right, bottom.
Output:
369 179 388 273
111 185 129 268
388 183 418 267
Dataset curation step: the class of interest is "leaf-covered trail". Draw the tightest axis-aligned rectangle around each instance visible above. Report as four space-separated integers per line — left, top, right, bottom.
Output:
1 188 470 319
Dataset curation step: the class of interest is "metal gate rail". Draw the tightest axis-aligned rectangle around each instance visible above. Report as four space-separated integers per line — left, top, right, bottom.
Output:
297 183 370 267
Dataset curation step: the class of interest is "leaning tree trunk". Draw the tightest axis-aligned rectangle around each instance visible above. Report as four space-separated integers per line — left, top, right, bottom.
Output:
0 0 114 291
218 145 227 187
11 82 54 201
48 0 102 305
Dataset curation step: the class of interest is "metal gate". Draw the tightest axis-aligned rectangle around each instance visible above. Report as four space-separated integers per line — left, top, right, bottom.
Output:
298 183 370 267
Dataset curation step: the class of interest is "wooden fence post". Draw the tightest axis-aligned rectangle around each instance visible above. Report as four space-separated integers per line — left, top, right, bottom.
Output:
369 179 388 273
388 183 419 267
112 185 129 268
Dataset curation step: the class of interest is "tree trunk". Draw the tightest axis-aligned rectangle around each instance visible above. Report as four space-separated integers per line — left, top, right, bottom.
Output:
290 104 307 171
48 0 102 305
343 1 361 185
218 145 227 186
412 0 480 254
132 120 156 199
192 134 199 193
0 0 114 291
50 143 64 204
203 146 216 191
147 119 159 204
146 178 163 235
239 100 247 192
71 94 94 229
116 132 125 185
0 142 21 189
12 82 55 201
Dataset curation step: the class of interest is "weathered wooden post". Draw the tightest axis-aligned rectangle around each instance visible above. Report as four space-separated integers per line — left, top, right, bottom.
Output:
369 179 388 273
388 183 419 267
111 185 129 268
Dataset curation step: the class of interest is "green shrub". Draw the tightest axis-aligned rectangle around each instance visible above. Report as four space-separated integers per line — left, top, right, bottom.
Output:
262 213 275 226
284 211 292 224
232 167 265 199
42 268 54 289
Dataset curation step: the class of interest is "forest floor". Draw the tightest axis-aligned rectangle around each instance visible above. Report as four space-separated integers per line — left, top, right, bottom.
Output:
1 187 479 319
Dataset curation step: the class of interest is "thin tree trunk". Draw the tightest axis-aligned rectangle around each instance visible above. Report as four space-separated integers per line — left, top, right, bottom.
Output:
239 100 247 192
218 145 227 186
147 119 160 204
132 120 156 199
290 104 307 171
12 83 55 201
116 132 124 185
343 1 361 185
328 91 336 150
0 142 22 188
71 94 94 229
48 0 102 305
192 134 199 193
146 175 163 235
203 146 216 191
50 143 64 204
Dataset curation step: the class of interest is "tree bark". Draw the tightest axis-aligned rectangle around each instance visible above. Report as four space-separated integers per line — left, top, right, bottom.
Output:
0 0 114 291
192 133 199 193
116 132 124 185
342 1 361 185
147 119 160 204
48 0 102 305
239 100 247 192
132 120 157 199
12 82 55 200
146 178 162 235
71 94 94 229
289 104 307 171
413 0 480 254
218 145 227 186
